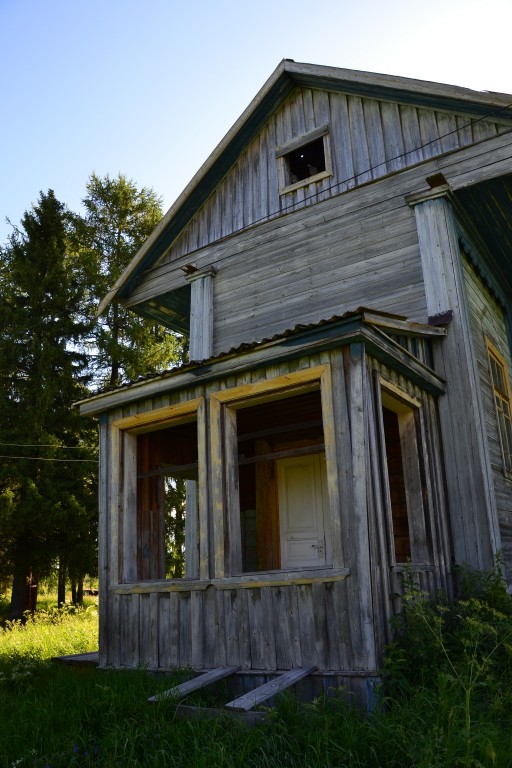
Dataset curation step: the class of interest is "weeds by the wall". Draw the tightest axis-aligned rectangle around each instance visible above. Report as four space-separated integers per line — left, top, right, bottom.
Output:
382 563 512 767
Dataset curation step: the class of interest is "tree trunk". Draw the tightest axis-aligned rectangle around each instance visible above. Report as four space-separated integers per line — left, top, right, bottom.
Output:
77 576 84 604
71 576 84 604
10 540 38 620
57 557 67 607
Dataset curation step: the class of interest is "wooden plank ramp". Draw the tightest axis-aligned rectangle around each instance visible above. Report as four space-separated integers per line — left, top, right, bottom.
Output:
225 666 317 712
148 665 240 702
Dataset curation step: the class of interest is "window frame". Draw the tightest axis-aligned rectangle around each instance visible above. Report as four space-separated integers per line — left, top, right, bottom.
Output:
209 365 342 577
377 377 433 567
275 125 333 195
486 339 512 478
112 398 208 583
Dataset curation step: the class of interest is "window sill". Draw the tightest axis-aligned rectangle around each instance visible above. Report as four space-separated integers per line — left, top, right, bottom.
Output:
279 170 332 196
213 568 350 589
110 568 350 594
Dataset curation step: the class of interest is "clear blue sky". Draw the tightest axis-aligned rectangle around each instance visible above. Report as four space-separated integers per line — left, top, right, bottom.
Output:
1 0 511 245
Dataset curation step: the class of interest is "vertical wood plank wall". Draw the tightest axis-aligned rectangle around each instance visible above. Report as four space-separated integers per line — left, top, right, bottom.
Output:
463 252 512 579
99 346 451 673
162 88 509 261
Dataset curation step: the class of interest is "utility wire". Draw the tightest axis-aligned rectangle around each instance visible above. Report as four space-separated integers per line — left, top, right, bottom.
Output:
0 454 97 463
0 441 95 451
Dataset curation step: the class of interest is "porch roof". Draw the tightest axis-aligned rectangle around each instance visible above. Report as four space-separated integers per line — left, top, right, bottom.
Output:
77 308 446 417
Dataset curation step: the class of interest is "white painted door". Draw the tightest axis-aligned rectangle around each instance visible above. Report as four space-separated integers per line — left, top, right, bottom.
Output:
277 453 330 569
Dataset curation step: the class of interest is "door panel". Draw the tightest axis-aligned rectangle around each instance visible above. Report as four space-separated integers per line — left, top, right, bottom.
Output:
277 453 330 569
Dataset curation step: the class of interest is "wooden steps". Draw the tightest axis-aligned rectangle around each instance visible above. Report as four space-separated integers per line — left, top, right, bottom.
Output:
148 665 240 702
225 666 316 711
149 665 317 721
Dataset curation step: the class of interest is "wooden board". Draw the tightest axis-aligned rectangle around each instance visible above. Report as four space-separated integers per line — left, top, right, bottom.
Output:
148 665 240 702
224 666 316 711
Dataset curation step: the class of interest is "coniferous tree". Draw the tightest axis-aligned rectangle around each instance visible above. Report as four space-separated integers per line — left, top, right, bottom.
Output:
75 173 184 388
0 191 97 618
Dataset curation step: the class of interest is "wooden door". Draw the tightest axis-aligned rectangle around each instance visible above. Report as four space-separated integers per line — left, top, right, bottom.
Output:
277 453 330 569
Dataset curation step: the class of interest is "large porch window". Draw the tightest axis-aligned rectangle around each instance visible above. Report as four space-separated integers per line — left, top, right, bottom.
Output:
136 421 198 579
210 365 338 576
114 399 205 583
237 389 330 572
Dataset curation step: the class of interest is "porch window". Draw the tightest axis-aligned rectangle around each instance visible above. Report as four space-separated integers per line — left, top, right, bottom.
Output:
380 383 432 565
210 365 337 576
136 420 198 579
237 389 330 572
487 341 512 476
114 399 204 583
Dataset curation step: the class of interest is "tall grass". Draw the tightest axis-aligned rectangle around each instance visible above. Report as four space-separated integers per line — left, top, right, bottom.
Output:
0 604 98 664
1 569 512 767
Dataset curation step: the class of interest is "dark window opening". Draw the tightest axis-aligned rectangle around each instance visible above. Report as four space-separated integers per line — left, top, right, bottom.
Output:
381 391 432 565
285 137 326 185
136 421 198 580
382 408 412 561
235 389 327 572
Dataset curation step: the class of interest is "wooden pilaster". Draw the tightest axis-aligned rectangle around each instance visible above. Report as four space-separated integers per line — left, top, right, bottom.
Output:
407 188 501 568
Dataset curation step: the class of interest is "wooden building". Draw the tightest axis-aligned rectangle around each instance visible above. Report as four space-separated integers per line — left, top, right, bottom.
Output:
78 61 512 707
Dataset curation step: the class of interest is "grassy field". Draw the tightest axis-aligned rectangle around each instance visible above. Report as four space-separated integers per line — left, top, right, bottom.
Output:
1 572 512 767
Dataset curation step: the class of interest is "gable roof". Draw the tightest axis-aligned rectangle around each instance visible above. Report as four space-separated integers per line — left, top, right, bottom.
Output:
98 60 512 314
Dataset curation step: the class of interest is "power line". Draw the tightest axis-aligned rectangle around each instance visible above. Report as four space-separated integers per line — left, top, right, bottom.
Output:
0 454 97 463
0 441 95 451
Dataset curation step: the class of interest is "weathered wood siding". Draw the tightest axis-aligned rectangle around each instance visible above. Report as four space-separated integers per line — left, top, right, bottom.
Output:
97 342 451 672
126 131 512 358
161 88 508 260
463 251 512 580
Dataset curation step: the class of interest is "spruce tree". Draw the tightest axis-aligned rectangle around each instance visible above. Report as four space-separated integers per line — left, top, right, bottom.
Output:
0 191 97 618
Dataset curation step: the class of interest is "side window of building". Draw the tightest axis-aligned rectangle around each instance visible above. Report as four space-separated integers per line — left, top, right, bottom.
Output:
487 341 512 477
379 382 432 565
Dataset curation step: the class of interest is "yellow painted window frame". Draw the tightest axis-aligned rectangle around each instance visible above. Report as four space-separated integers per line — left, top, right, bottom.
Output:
486 340 512 477
209 364 342 577
111 397 209 583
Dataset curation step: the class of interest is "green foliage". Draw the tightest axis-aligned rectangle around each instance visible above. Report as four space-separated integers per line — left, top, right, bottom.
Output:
382 563 512 766
164 476 186 578
74 173 184 388
0 191 98 616
0 604 98 665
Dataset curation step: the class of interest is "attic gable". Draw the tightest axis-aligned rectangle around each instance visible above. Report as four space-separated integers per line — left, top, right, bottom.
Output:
99 61 512 313
160 87 510 268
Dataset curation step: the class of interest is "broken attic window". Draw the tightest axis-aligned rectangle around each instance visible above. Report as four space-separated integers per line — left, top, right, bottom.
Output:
284 137 327 185
276 126 332 194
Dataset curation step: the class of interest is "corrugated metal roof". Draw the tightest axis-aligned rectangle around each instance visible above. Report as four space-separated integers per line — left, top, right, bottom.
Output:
90 307 444 398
